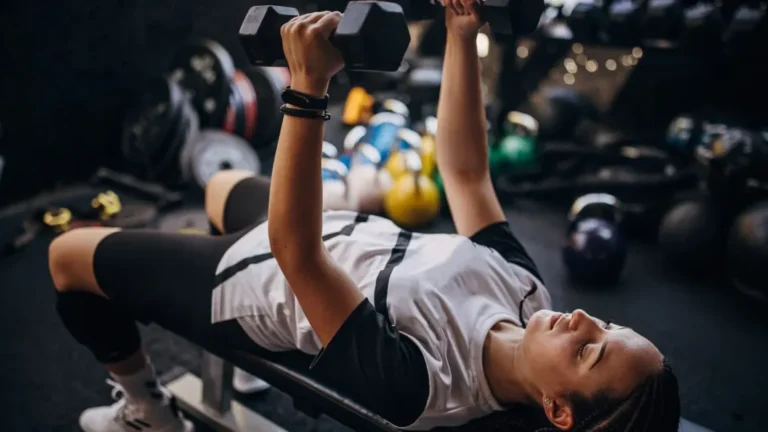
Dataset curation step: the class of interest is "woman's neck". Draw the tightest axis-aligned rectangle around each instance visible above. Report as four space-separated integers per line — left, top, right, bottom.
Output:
483 321 539 406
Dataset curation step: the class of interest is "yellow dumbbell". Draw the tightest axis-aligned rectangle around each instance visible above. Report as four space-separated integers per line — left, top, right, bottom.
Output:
342 87 375 126
383 150 441 228
43 208 73 233
91 190 122 221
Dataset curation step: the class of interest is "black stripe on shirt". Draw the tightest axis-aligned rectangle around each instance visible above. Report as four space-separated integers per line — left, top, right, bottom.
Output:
214 213 369 286
373 230 412 324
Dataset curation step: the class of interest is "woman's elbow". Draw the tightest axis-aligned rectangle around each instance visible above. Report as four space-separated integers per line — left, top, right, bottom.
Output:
268 230 317 269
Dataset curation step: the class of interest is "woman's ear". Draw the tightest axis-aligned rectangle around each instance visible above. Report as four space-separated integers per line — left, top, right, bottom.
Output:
542 396 574 431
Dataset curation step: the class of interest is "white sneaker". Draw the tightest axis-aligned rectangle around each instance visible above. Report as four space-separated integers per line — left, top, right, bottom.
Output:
79 379 194 432
232 368 271 394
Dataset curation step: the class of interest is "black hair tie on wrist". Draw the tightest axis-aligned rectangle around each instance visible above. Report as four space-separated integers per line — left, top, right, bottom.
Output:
279 104 331 121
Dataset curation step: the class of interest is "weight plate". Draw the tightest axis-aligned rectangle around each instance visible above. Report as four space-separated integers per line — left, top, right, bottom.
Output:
176 98 202 186
157 208 210 234
168 39 235 129
244 66 288 148
189 130 261 188
231 79 247 140
122 77 185 178
103 202 159 228
233 70 257 142
152 93 197 186
223 79 242 135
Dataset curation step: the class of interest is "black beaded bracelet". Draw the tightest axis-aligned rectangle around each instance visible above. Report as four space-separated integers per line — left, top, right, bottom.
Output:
279 104 331 121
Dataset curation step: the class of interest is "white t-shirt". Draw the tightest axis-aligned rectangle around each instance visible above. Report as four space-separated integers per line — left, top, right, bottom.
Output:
211 210 552 430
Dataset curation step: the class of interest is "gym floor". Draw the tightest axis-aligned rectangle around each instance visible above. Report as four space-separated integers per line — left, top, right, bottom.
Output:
1 121 766 432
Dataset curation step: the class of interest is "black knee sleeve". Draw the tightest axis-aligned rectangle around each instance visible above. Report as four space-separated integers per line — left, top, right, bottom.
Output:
56 291 141 364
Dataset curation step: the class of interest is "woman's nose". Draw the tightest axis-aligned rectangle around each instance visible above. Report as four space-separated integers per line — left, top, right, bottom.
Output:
569 309 591 331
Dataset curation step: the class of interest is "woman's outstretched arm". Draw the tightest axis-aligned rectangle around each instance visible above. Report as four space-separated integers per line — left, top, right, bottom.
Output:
268 11 364 346
436 0 506 237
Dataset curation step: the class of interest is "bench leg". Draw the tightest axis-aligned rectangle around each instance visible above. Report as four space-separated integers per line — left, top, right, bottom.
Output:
165 351 287 432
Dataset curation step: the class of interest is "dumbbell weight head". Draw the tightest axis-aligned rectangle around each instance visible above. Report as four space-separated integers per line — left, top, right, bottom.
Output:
240 2 410 72
384 151 441 228
240 6 300 67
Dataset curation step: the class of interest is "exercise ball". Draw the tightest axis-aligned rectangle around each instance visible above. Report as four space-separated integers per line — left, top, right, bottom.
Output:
657 194 724 272
727 201 768 303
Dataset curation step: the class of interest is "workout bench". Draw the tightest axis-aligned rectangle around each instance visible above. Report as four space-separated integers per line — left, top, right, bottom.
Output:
166 349 717 432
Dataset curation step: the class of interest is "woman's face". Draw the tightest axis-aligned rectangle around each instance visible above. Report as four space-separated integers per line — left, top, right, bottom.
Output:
522 309 663 402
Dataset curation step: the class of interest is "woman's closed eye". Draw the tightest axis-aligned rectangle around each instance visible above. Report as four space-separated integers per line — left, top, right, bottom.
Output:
578 320 613 358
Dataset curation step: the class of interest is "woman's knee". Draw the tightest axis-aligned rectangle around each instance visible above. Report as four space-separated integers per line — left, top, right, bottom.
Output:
205 169 256 233
48 227 121 293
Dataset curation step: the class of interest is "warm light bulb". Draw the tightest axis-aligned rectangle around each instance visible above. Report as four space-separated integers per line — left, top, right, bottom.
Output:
586 60 598 72
565 60 578 74
517 46 529 59
622 55 632 66
632 47 643 58
564 73 575 85
572 43 584 54
606 59 617 71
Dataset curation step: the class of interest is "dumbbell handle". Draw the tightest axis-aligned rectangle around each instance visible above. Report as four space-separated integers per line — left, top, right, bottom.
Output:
242 2 408 72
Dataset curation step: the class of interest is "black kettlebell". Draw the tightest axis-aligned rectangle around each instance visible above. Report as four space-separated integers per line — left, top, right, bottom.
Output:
562 193 628 285
727 200 768 303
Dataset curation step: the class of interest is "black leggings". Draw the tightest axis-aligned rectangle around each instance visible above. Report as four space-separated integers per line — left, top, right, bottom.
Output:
57 176 273 364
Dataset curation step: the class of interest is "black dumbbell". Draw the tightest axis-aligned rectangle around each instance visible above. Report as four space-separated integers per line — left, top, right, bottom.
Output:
606 0 648 45
723 3 768 58
644 0 685 42
681 1 724 52
566 1 608 43
403 0 544 40
239 2 411 72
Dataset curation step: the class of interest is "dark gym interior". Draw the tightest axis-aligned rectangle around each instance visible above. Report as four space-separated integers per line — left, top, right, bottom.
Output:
1 0 767 431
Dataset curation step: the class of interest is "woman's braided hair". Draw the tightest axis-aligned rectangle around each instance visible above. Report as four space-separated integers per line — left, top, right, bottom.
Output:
439 359 680 432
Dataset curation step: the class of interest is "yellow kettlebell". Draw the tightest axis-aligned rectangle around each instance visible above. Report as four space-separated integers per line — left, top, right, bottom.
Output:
385 128 429 179
420 116 438 178
384 151 441 228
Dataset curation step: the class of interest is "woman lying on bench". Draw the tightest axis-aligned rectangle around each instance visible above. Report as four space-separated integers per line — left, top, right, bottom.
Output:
48 1 680 431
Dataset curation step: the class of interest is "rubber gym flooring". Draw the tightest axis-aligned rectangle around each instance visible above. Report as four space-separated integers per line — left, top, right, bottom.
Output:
2 128 766 432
